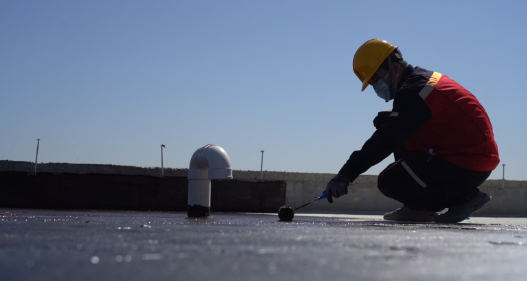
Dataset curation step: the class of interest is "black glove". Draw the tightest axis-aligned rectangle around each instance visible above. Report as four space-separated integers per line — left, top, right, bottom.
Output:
373 111 392 129
324 175 350 203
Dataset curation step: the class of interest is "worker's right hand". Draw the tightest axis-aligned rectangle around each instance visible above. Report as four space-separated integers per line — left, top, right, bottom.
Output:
325 175 350 203
373 111 392 129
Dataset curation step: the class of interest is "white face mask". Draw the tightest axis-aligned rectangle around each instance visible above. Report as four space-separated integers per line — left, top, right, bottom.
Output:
373 55 399 102
373 79 391 102
374 67 399 102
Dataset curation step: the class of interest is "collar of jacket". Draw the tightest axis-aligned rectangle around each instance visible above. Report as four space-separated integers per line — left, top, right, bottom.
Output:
397 64 415 91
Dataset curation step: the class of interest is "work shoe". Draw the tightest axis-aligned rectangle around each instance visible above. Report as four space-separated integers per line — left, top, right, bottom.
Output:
383 206 437 222
434 192 491 223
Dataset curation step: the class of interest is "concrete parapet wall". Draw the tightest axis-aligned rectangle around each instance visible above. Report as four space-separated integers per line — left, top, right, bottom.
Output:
0 160 189 178
478 180 527 215
2 160 526 215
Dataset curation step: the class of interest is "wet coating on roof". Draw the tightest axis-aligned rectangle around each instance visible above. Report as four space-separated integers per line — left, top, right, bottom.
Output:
1 209 527 280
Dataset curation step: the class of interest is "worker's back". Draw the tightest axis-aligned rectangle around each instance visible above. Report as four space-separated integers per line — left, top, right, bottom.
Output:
401 67 499 172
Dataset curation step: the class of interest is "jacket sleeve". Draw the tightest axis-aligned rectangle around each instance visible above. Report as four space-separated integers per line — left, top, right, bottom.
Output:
337 90 432 181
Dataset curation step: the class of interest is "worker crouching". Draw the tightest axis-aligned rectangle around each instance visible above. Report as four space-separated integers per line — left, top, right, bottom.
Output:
325 39 499 223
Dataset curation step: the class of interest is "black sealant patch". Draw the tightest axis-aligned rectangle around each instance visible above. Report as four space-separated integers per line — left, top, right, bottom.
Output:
278 206 294 221
187 205 210 217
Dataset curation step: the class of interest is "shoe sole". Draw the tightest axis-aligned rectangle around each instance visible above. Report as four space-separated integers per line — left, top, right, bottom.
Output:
435 193 491 223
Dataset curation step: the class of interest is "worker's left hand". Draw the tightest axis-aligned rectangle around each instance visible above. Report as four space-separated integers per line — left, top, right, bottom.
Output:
373 111 392 129
325 175 350 203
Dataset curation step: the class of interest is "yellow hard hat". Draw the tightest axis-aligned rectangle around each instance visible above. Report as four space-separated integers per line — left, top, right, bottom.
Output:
353 39 398 91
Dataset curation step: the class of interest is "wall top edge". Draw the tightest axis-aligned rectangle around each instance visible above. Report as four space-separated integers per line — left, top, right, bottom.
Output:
1 160 524 185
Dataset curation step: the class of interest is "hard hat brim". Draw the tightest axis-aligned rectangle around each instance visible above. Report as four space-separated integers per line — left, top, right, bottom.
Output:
361 78 370 92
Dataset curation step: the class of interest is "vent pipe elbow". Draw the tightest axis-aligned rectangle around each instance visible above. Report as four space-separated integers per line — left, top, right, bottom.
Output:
187 144 232 218
188 144 232 180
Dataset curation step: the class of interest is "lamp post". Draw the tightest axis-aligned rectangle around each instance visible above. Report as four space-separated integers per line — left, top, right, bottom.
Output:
34 139 40 176
161 144 166 177
260 150 264 181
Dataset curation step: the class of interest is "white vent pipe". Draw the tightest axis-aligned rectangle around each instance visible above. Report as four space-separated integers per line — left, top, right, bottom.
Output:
187 144 232 217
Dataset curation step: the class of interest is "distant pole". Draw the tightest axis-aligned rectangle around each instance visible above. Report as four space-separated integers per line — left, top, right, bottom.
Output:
502 164 506 189
260 150 264 181
161 144 166 177
34 139 40 176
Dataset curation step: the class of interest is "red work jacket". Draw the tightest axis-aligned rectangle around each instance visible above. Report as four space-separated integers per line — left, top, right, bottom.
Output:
338 66 499 181
404 71 499 171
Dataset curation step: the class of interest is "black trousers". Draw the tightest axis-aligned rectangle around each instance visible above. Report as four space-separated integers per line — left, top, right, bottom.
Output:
377 151 491 212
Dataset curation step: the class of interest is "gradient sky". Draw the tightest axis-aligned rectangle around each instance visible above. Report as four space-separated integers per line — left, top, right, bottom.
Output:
1 0 526 180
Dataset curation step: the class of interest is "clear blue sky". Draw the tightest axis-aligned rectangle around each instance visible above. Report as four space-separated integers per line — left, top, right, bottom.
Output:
1 0 525 180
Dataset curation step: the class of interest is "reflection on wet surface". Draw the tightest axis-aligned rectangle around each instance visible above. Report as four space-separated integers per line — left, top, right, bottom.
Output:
1 208 527 280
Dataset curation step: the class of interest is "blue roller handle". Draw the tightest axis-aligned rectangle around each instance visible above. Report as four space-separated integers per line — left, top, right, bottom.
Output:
293 192 328 211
